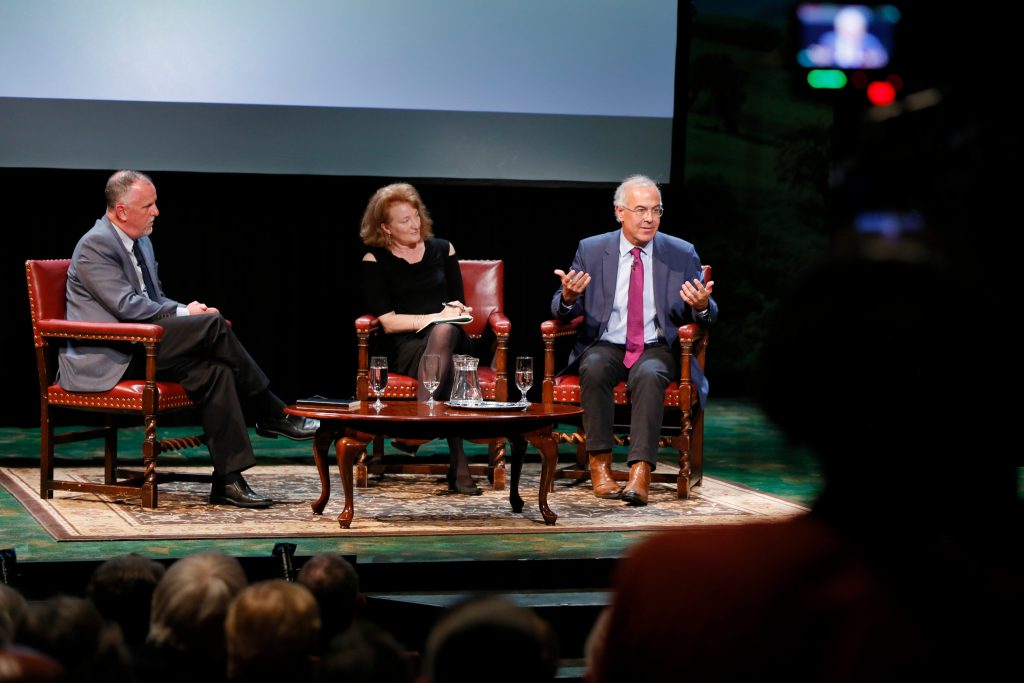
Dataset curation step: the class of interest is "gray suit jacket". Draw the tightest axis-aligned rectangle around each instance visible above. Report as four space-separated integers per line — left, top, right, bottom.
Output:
550 229 718 405
58 216 182 392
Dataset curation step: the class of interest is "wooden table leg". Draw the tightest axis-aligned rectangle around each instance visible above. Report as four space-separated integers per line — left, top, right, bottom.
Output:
309 428 333 515
526 427 559 526
335 435 365 528
508 435 525 513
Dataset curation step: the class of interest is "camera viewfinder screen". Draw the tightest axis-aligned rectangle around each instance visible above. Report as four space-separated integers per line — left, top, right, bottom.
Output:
796 4 900 70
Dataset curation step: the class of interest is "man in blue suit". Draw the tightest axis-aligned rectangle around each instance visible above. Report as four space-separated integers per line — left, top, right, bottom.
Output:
59 170 317 508
551 174 717 505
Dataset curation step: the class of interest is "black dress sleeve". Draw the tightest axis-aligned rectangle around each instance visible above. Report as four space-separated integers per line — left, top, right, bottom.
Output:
361 241 456 318
361 250 394 317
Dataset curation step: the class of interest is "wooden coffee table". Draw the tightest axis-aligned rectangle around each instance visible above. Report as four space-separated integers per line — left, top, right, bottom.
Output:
285 401 583 528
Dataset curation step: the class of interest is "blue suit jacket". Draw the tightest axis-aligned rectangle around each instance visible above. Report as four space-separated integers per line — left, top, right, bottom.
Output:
550 229 718 405
58 216 182 392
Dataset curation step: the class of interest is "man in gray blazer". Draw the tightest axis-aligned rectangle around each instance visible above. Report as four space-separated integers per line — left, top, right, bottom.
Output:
551 174 717 505
59 170 317 508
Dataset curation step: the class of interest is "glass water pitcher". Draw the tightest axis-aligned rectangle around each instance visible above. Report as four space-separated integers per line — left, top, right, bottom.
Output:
450 355 483 403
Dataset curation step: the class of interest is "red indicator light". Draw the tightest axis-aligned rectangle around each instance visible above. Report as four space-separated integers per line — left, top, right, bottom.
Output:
867 81 896 106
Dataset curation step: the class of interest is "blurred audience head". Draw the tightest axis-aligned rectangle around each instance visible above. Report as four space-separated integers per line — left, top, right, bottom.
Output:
0 644 65 682
297 552 363 648
0 584 28 646
86 552 166 649
421 593 558 683
16 595 131 682
319 620 413 683
753 246 1017 534
225 579 320 682
582 606 612 683
148 551 247 658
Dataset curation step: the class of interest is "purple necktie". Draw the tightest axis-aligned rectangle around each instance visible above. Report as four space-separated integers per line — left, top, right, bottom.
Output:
624 247 644 368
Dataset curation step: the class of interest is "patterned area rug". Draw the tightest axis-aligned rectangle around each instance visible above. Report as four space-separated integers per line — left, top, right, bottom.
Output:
0 464 808 542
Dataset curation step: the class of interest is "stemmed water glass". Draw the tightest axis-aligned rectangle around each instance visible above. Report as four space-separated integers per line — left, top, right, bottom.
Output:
515 356 533 405
369 356 389 410
421 354 441 407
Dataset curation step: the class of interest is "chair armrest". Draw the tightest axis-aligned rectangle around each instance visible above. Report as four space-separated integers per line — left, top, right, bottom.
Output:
677 323 704 343
483 311 511 400
36 318 164 342
540 316 583 338
355 315 381 333
540 317 583 402
487 310 511 336
354 314 381 400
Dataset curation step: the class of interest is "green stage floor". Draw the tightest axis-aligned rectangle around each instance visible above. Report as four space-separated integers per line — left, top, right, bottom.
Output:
0 399 822 566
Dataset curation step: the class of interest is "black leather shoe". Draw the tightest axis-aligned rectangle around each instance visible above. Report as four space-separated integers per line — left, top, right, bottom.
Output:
256 414 319 441
209 477 273 508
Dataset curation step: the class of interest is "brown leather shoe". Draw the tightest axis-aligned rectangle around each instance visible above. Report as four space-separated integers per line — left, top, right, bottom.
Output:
589 452 622 499
621 461 651 506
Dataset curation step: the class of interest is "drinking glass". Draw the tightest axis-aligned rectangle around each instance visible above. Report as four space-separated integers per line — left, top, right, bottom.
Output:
421 354 441 407
515 356 533 405
369 356 389 410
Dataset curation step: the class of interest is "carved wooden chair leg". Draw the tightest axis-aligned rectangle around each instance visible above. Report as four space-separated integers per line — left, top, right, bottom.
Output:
103 414 118 485
355 444 374 488
485 440 507 489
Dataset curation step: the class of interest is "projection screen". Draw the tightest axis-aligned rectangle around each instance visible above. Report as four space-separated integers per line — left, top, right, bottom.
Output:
0 0 678 182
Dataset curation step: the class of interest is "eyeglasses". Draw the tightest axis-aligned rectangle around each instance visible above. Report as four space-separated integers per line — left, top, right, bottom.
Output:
620 205 664 219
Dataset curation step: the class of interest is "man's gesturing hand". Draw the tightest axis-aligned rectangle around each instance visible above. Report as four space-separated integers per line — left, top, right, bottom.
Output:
554 268 591 305
680 278 714 311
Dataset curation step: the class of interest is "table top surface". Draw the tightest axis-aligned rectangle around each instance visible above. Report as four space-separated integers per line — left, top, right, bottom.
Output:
285 401 582 423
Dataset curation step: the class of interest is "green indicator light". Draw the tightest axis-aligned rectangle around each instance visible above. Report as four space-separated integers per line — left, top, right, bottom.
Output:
807 69 848 89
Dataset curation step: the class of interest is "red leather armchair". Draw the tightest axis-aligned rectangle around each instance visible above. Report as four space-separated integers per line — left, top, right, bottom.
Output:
540 265 712 498
25 259 210 508
353 259 511 488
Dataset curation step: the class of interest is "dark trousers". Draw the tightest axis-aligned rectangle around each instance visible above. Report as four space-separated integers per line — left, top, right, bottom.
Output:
133 314 275 476
578 341 676 467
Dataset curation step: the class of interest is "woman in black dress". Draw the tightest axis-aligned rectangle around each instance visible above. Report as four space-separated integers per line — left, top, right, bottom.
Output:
359 183 480 495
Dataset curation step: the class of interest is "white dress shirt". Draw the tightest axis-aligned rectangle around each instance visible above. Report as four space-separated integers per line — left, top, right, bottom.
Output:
601 232 660 345
112 224 189 317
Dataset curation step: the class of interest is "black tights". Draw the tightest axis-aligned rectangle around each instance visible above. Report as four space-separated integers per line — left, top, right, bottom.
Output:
417 324 472 485
417 323 460 402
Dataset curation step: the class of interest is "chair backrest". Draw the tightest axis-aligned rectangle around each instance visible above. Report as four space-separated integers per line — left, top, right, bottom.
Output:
26 259 71 347
459 260 503 338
